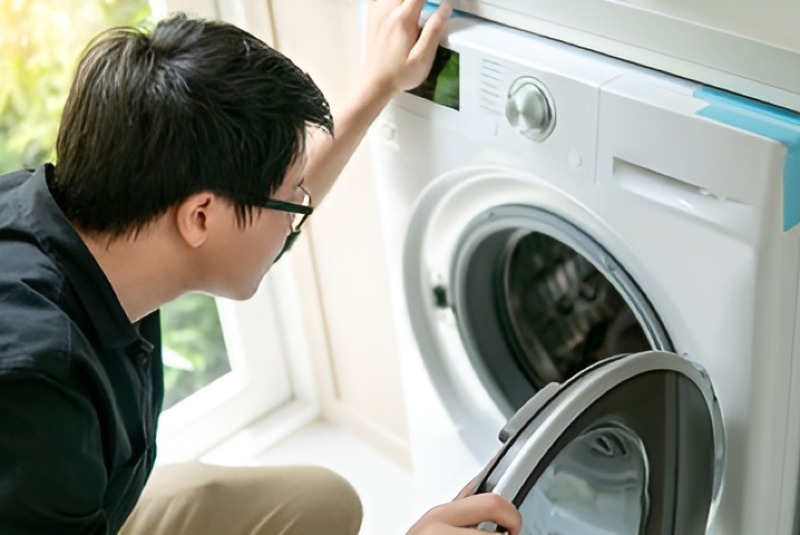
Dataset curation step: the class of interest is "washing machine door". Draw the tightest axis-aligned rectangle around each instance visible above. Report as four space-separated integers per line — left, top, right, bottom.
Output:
403 166 674 463
471 350 724 534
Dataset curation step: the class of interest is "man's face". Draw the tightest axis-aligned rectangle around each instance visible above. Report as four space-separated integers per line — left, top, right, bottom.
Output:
201 153 308 300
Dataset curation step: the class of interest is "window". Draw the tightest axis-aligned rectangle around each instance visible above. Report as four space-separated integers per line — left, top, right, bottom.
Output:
1 0 317 463
161 294 232 411
0 0 152 170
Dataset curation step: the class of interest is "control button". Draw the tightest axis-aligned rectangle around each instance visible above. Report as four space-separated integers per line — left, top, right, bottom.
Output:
505 77 556 142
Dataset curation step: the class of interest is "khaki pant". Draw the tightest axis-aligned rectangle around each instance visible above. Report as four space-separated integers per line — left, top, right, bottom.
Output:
120 462 363 535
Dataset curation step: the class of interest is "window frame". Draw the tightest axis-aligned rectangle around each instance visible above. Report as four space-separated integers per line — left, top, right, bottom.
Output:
156 260 319 463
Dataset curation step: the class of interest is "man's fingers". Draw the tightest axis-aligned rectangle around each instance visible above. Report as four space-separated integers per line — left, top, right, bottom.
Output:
454 473 483 500
426 494 522 535
409 2 452 67
402 0 429 17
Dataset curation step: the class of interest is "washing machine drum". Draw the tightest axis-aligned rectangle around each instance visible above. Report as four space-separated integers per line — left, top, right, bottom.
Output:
453 206 671 412
471 351 725 535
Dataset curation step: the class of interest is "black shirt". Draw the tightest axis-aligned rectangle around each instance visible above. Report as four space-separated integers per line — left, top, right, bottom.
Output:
0 165 164 533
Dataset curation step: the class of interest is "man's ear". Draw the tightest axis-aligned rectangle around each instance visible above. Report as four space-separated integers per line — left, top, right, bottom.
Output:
174 192 216 249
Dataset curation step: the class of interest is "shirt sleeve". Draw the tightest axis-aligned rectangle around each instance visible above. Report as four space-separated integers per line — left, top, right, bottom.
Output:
0 370 109 533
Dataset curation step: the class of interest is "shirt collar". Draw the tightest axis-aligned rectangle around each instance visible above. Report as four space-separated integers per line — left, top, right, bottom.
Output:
17 165 140 349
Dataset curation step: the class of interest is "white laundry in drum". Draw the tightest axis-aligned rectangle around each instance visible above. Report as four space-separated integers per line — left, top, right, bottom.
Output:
520 426 649 535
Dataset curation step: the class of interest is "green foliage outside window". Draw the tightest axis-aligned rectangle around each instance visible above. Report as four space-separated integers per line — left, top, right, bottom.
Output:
1 0 232 409
0 0 152 171
160 294 232 410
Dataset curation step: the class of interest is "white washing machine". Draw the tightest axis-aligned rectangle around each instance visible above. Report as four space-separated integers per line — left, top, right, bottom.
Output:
369 12 800 535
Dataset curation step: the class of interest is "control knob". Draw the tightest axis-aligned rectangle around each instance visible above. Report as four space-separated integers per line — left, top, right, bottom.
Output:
505 77 556 141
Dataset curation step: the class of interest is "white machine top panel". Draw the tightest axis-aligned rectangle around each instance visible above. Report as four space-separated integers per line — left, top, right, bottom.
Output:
428 0 800 112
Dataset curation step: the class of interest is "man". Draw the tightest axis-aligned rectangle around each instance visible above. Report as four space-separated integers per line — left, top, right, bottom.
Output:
0 0 522 533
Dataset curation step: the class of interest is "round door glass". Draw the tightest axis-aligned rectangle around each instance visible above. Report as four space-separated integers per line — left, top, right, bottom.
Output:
520 423 649 535
482 364 722 535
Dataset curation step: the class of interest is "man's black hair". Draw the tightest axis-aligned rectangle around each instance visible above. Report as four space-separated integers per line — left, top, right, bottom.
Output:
51 12 333 237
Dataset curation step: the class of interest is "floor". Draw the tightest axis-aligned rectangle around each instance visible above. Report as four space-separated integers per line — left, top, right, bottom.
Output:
241 420 418 535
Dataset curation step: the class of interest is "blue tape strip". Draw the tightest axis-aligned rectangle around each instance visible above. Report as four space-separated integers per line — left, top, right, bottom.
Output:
694 87 800 231
423 1 470 19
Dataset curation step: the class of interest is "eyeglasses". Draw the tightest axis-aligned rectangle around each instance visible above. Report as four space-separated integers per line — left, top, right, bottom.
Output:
254 184 313 263
256 184 313 233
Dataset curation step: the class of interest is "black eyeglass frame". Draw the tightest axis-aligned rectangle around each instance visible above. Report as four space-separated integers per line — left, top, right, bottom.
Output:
255 184 313 233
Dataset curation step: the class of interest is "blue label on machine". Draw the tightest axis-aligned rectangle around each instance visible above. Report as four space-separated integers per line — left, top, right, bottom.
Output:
694 87 800 231
423 1 470 19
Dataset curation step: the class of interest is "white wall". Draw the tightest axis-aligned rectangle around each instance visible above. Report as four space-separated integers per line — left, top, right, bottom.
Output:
270 0 411 468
